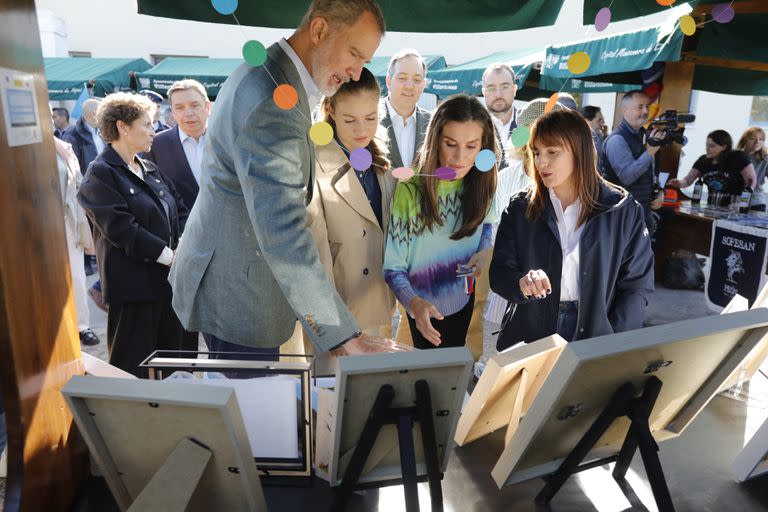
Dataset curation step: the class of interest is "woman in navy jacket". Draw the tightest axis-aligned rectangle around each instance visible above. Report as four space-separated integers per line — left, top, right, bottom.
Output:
77 92 195 377
490 109 654 350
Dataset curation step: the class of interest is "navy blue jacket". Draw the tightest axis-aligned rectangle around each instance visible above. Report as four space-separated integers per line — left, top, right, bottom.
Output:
490 183 654 350
62 117 99 175
77 145 189 305
144 125 200 211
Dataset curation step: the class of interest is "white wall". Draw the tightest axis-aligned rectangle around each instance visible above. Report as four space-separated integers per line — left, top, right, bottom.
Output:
37 9 68 57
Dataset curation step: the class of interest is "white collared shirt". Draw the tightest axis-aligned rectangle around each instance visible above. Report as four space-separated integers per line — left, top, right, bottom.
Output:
491 108 516 148
548 189 584 301
277 38 322 114
178 127 206 184
386 97 418 168
85 122 106 155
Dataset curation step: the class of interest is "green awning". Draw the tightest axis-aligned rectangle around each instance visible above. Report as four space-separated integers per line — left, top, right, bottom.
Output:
690 14 768 95
539 25 683 91
423 48 543 98
365 55 447 94
582 0 696 24
137 0 565 33
136 58 243 98
45 57 151 100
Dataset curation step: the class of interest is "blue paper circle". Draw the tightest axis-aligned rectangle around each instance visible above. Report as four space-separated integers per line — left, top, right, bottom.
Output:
475 149 496 172
212 0 238 15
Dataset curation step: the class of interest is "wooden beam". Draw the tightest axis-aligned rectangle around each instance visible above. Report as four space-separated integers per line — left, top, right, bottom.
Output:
681 54 768 73
693 1 768 16
656 61 695 178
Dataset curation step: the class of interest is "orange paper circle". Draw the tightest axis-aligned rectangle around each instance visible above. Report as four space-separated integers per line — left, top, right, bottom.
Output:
656 0 676 6
545 93 559 113
273 84 298 110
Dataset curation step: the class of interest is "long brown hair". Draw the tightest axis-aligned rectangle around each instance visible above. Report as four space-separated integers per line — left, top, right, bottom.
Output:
737 126 768 161
414 94 498 240
525 109 613 227
320 67 389 173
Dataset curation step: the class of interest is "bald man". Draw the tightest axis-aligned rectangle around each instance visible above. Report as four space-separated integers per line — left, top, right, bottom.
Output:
63 98 105 175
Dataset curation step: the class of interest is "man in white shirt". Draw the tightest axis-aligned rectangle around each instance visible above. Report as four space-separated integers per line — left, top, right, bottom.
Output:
482 63 518 150
145 79 210 211
381 49 432 169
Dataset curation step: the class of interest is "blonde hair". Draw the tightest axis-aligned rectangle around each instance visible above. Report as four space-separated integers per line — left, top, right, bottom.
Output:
96 92 154 143
737 127 768 161
386 49 427 78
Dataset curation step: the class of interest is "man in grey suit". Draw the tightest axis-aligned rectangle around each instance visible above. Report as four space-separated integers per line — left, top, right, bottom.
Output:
380 49 432 170
169 0 387 357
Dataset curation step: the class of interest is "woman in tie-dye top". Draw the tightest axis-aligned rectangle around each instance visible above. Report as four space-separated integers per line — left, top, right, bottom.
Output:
383 95 499 349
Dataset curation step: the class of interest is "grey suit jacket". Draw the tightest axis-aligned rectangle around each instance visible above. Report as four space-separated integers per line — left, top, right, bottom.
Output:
379 99 431 170
168 43 359 351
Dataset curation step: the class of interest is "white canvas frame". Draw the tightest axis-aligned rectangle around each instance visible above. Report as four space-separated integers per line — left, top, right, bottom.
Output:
492 309 768 488
62 376 267 511
322 348 473 487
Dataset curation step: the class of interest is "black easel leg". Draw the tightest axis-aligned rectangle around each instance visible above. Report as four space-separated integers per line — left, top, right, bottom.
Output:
613 430 638 481
332 385 395 511
629 401 675 512
397 414 420 512
535 382 637 504
615 376 663 482
415 380 444 512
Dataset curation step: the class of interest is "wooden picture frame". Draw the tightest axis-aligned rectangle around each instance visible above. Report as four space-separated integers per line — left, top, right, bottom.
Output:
454 335 566 447
318 348 473 487
732 414 768 482
62 376 267 511
492 309 768 488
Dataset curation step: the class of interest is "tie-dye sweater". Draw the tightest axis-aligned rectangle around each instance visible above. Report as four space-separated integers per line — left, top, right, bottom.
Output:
383 177 496 317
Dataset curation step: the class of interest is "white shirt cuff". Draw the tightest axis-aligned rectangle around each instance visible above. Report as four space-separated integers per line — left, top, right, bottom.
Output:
157 246 174 266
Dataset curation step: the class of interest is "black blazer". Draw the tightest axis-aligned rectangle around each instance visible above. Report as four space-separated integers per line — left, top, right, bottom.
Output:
62 117 98 175
77 145 190 305
145 125 200 210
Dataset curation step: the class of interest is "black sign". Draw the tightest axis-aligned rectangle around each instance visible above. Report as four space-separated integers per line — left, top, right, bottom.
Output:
707 221 768 308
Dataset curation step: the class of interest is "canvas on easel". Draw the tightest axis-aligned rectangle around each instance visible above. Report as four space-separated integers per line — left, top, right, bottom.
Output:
454 335 566 447
491 309 768 511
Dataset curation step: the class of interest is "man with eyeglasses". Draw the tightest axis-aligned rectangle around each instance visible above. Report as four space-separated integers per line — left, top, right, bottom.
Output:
482 63 518 152
381 49 432 170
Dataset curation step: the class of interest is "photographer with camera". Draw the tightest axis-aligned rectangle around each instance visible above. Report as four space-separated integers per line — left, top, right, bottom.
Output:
602 90 664 231
668 130 756 206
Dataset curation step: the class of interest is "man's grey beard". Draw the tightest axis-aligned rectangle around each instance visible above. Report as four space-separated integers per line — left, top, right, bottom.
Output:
488 102 512 115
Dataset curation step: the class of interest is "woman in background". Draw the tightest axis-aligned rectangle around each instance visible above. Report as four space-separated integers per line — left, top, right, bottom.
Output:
736 127 768 211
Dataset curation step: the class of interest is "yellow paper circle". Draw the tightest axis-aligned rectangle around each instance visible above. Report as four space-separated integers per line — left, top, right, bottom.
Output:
309 121 334 146
679 15 697 36
567 52 591 75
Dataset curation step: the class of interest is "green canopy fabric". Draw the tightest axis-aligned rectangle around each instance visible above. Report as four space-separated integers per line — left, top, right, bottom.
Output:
582 0 695 24
45 58 151 100
539 25 683 92
365 54 446 94
136 58 243 98
690 14 768 95
423 48 543 98
137 0 565 33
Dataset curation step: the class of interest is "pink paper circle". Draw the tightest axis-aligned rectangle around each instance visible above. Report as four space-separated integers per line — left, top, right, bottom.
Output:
595 7 611 32
711 3 735 24
392 167 415 180
435 167 457 180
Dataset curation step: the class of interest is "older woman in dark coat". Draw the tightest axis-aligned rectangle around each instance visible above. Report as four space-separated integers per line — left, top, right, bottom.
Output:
77 92 196 377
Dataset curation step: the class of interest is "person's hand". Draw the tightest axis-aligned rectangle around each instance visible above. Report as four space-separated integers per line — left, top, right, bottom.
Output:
650 190 664 210
519 269 551 299
646 128 664 156
600 125 608 138
334 332 399 356
409 296 444 346
667 178 682 188
466 248 491 278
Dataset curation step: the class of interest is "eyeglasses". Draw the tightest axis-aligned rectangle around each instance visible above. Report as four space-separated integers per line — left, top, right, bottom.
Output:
483 84 514 94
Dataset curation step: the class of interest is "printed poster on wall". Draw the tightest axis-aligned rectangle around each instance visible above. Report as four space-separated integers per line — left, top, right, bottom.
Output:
0 66 42 147
706 220 768 311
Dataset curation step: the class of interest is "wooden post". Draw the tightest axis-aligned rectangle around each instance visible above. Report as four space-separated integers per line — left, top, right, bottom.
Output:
657 61 695 178
0 0 88 509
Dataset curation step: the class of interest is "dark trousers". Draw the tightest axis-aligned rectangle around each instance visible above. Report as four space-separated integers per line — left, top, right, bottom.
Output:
107 298 194 378
407 294 475 350
202 334 280 379
556 301 579 342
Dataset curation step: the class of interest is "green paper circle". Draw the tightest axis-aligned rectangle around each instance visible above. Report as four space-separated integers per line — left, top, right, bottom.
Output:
510 126 531 148
243 40 267 67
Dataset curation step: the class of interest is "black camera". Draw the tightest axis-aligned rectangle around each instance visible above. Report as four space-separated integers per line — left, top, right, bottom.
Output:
647 110 696 147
